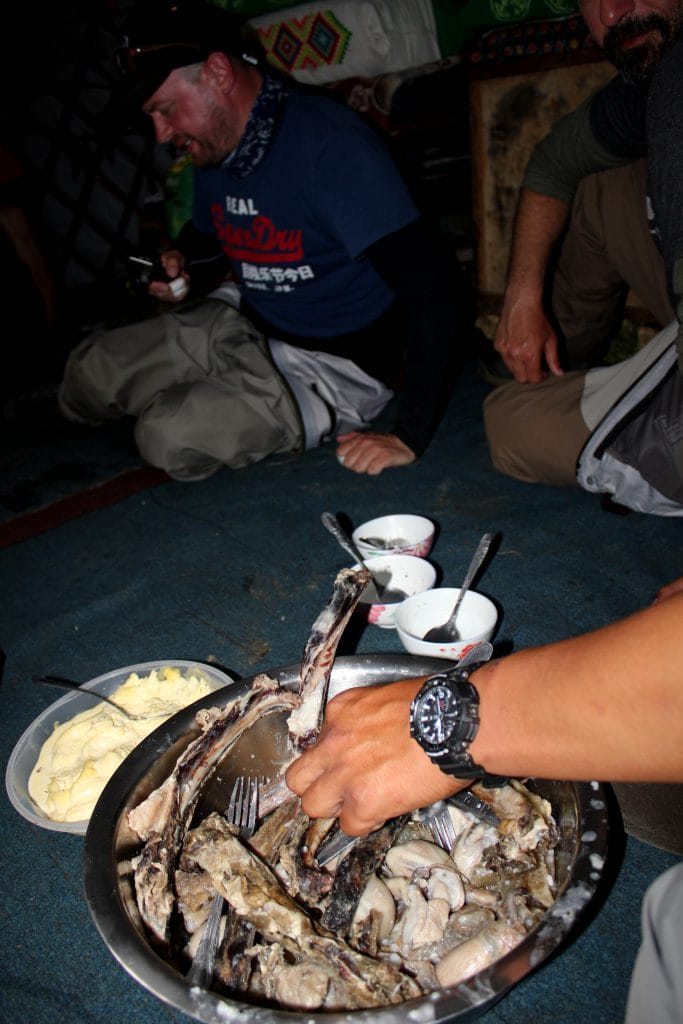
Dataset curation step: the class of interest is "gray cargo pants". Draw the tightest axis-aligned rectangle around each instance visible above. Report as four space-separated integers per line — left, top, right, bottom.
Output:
58 299 303 481
484 159 675 486
626 862 683 1024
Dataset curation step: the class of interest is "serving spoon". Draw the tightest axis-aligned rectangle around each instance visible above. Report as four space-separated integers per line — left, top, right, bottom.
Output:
32 675 148 720
321 512 409 603
422 532 494 643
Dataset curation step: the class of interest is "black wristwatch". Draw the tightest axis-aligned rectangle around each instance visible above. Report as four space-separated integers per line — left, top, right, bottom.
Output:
409 663 506 787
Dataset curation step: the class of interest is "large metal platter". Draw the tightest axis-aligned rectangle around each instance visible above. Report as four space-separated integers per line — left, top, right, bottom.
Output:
84 655 609 1024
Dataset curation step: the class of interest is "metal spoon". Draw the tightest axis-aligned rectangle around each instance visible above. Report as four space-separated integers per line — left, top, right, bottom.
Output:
422 532 494 643
32 675 148 720
321 512 409 603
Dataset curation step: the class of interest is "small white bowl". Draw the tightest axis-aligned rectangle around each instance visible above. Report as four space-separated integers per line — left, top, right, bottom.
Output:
352 555 437 629
352 514 435 559
5 660 234 835
395 588 498 660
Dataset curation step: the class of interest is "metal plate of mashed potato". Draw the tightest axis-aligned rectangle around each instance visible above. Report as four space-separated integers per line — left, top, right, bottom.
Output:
84 655 609 1024
6 660 235 835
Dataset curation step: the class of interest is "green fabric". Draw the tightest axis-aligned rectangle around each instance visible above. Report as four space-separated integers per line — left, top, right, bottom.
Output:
207 0 298 17
432 0 578 56
164 153 194 241
208 0 580 58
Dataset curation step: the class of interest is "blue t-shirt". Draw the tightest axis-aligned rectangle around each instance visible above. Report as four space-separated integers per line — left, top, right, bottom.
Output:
192 89 420 338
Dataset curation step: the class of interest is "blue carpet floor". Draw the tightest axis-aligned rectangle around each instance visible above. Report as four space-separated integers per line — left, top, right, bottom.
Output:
1 364 680 1024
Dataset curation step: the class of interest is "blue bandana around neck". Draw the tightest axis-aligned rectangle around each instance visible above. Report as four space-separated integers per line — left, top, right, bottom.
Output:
222 72 285 179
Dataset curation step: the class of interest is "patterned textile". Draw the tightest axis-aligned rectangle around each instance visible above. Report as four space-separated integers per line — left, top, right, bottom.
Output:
248 1 440 84
256 10 352 75
468 14 598 66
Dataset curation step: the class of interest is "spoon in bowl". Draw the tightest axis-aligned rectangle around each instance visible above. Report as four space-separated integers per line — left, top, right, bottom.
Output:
321 512 409 603
32 675 148 720
422 532 494 643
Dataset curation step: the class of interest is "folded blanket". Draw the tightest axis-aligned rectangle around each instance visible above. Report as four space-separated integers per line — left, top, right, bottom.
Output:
248 0 440 84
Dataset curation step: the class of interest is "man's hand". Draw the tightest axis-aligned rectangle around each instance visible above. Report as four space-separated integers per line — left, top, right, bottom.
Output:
285 680 461 836
493 298 564 383
336 431 415 475
148 249 190 303
493 189 571 382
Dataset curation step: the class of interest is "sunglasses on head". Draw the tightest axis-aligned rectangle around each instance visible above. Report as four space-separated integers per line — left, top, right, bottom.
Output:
114 40 204 77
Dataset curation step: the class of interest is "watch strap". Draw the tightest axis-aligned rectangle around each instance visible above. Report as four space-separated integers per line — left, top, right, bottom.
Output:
411 662 508 788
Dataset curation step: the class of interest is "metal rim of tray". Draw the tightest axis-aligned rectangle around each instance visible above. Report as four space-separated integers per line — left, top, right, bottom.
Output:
84 654 610 1024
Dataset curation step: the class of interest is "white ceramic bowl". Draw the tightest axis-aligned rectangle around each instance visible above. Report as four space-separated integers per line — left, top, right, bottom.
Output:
352 514 435 559
353 555 437 629
5 660 235 835
395 587 498 660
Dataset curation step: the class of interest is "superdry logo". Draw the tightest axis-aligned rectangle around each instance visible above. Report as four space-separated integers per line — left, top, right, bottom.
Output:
211 205 303 264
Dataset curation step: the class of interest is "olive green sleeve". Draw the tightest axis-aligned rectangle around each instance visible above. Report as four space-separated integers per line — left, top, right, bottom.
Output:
522 95 633 205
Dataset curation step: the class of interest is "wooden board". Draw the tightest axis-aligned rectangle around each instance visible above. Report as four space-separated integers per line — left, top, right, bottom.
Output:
469 60 616 301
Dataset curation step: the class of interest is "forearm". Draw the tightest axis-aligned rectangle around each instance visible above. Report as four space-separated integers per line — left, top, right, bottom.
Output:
472 594 683 783
287 592 683 833
508 83 637 302
366 220 466 456
494 189 572 379
503 189 571 302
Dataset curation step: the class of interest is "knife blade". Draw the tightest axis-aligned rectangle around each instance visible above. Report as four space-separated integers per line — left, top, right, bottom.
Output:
449 788 500 827
315 828 359 867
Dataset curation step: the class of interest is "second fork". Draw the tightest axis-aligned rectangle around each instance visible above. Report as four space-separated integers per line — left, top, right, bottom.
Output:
186 775 260 988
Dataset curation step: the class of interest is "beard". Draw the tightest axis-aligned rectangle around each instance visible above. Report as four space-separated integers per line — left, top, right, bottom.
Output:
603 11 683 83
190 138 229 168
190 96 240 168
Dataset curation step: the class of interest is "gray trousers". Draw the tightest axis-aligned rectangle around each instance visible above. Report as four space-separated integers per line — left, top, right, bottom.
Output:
626 862 683 1024
551 158 674 366
58 299 303 481
484 160 675 487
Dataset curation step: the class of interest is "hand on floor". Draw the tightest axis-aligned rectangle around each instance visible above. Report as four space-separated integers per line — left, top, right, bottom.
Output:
335 431 415 476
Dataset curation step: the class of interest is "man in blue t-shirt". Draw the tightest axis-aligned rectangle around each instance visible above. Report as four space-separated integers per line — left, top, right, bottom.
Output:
59 0 470 481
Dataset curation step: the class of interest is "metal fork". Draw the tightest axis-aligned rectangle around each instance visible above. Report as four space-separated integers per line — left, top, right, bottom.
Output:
227 775 260 837
317 789 500 866
419 792 500 852
186 775 260 988
418 799 458 851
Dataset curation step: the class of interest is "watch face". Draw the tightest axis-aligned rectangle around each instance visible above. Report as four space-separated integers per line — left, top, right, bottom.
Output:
416 683 459 745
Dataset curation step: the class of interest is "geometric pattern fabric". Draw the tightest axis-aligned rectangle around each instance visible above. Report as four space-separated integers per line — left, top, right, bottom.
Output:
256 11 352 73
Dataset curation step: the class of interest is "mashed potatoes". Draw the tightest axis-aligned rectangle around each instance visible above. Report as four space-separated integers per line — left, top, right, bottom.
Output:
29 666 214 823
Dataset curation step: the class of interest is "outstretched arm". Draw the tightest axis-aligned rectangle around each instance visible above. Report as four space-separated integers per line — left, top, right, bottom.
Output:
336 218 468 475
286 591 683 834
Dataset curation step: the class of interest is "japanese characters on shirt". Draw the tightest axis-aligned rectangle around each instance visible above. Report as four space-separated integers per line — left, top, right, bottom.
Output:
212 195 311 295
